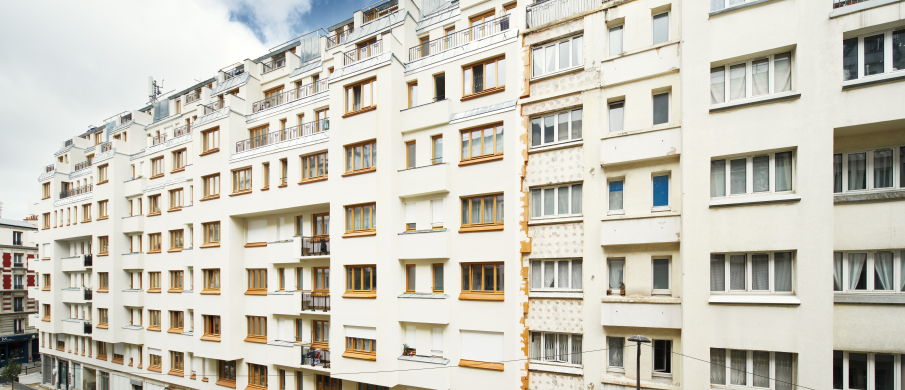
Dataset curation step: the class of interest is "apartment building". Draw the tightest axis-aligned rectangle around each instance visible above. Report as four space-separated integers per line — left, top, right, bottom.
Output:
0 218 39 365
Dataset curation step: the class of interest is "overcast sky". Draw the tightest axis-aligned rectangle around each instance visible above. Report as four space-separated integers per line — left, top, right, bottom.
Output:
0 0 372 220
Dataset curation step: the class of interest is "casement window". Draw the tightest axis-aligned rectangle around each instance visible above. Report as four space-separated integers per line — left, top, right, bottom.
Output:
345 265 377 293
248 125 269 149
315 108 329 132
531 35 583 78
262 162 270 188
405 264 416 292
148 195 161 215
710 252 794 293
345 78 376 113
404 202 416 231
608 337 624 368
710 349 795 390
433 264 444 292
169 270 184 291
314 213 330 237
151 157 164 178
834 146 905 193
530 184 582 218
530 109 582 147
653 340 672 374
710 52 793 105
97 308 108 325
149 354 162 369
99 273 109 291
461 263 504 294
833 350 905 390
405 141 416 169
97 164 108 183
313 267 329 291
345 203 376 233
431 135 443 164
149 233 162 253
278 268 286 290
461 194 504 227
96 342 107 358
43 182 50 199
609 25 623 56
172 149 186 171
170 351 185 372
149 272 161 291
653 92 669 125
247 316 267 340
301 151 328 181
608 259 624 290
834 250 905 292
169 311 184 331
247 269 267 292
711 151 794 197
607 100 626 133
149 310 161 330
461 124 504 161
98 236 109 255
652 258 671 294
652 174 670 209
82 204 92 221
202 128 220 153
203 222 220 245
43 213 50 228
652 12 669 45
169 188 183 209
530 259 582 291
345 141 377 173
169 230 184 250
346 337 376 354
43 274 51 290
434 73 446 101
203 269 220 291
232 167 252 193
469 11 494 39
218 360 237 382
842 28 905 81
407 82 418 108
313 320 329 345
463 57 505 96
204 315 221 338
279 158 288 185
529 332 582 365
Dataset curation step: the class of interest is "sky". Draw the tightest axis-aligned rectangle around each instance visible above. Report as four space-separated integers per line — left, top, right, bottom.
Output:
0 0 372 220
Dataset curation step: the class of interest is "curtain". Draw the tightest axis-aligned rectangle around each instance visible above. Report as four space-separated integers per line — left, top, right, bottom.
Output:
571 109 582 139
730 255 746 290
729 64 746 100
774 252 792 292
571 335 582 365
530 261 541 289
530 189 541 218
609 102 624 133
752 58 769 96
834 154 843 193
730 350 747 385
710 67 725 104
544 333 554 361
544 261 555 288
532 49 543 78
529 332 540 360
834 252 843 291
557 334 569 362
557 187 569 214
609 260 624 289
775 152 793 191
775 352 794 390
874 252 893 291
753 155 770 192
608 337 623 367
752 254 769 290
874 149 894 188
546 45 556 74
710 348 726 385
609 181 623 210
571 260 582 290
711 160 726 197
753 351 770 388
775 52 792 93
571 184 582 214
848 153 866 190
849 253 866 290
557 260 569 289
544 188 554 216
731 159 747 194
710 254 726 291
609 26 623 56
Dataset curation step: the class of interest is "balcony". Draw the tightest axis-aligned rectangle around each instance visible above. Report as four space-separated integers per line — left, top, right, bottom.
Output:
344 40 383 66
833 0 868 8
185 91 201 104
61 318 86 336
251 80 329 114
235 118 329 153
121 325 145 345
122 289 144 307
151 133 167 146
401 98 449 132
398 229 449 260
85 288 93 301
174 124 192 138
100 142 113 153
122 252 144 270
301 346 331 369
600 215 681 246
124 177 146 197
362 0 398 23
84 322 93 335
300 236 330 257
398 163 450 198
13 262 23 268
302 292 331 312
13 306 23 313
600 296 681 329
326 29 354 49
398 294 449 324
262 56 287 74
121 113 132 123
74 159 92 171
84 254 93 267
62 288 85 303
600 126 681 166
526 0 600 28
202 100 227 115
13 284 24 290
224 66 245 81
62 255 89 272
408 14 510 62
60 184 92 199
122 215 144 234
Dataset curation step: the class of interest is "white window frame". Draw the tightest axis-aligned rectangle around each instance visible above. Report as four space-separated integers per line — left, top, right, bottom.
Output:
652 91 670 126
711 150 796 198
529 108 583 148
833 351 905 390
608 24 624 57
529 259 583 291
529 183 583 219
835 250 904 293
607 178 625 215
608 100 625 133
651 172 671 212
843 28 905 81
710 252 795 295
529 331 582 366
711 51 794 105
652 11 669 45
531 35 584 79
711 0 766 12
834 146 904 194
607 336 625 371
652 339 672 376
607 258 624 290
651 258 671 295
710 348 796 389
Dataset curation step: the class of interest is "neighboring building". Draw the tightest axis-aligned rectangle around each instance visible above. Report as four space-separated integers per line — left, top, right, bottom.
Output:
0 218 39 365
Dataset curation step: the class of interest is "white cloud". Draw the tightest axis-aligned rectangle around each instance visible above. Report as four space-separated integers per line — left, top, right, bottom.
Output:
0 0 269 219
218 0 315 46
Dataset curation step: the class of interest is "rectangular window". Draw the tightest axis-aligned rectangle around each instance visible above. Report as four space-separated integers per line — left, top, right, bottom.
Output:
151 157 164 178
405 141 416 169
529 332 582 365
344 203 376 233
202 128 220 152
149 233 162 253
711 52 792 104
461 263 504 294
248 363 267 387
99 272 109 291
608 101 624 133
609 25 623 56
148 195 160 215
433 264 444 292
43 182 50 199
460 194 504 227
98 164 108 183
835 146 905 193
313 267 329 291
218 360 237 382
653 340 672 374
82 204 92 220
461 124 503 161
203 174 220 197
608 337 624 367
346 337 377 354
169 270 184 291
608 180 624 212
652 12 669 45
608 259 624 290
149 354 162 369
169 310 184 331
652 258 671 293
843 29 905 81
204 269 220 291
247 316 267 340
97 308 107 325
530 259 582 291
98 236 109 255
345 140 377 174
169 229 184 250
710 348 795 390
232 167 252 193
247 269 267 291
434 73 446 101
530 109 582 147
711 151 795 197
652 174 670 208
301 151 328 181
532 36 583 78
463 57 505 96
313 320 330 345
653 92 669 125
530 184 582 218
710 252 794 293
262 163 270 188
149 272 161 291
203 222 220 245
408 82 418 108
432 135 443 164
345 265 377 293
203 315 221 338
834 250 905 293
149 310 161 329
405 264 416 292
280 158 288 185
345 78 376 113
172 149 186 171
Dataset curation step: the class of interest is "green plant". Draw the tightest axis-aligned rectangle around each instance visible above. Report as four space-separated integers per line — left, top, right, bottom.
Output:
1 355 21 383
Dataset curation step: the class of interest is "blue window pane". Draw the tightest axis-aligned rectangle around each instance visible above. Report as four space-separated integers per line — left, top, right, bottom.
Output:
653 175 669 207
609 181 623 192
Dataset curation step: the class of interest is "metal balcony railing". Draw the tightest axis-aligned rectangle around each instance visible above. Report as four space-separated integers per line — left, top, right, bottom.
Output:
84 254 93 267
13 262 23 268
301 346 330 368
252 79 330 113
224 67 245 81
121 113 132 123
262 57 287 74
13 307 23 312
833 0 869 7
344 40 383 66
84 289 93 301
409 14 510 61
362 0 399 23
74 159 92 171
151 133 167 146
60 184 92 199
526 0 599 28
185 91 201 104
203 100 226 115
235 119 329 153
64 139 73 147
302 292 330 312
45 164 54 173
326 29 354 49
174 124 192 138
301 236 330 256
84 322 92 335
13 284 24 290
100 142 113 153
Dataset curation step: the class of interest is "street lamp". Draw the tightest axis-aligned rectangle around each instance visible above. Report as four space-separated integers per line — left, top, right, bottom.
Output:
627 335 651 390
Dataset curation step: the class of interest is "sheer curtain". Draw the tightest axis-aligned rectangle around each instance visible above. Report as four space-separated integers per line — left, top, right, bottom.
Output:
609 260 624 289
544 261 555 288
711 160 726 197
710 348 726 385
774 53 792 93
752 254 769 290
834 252 843 291
608 337 623 367
609 181 624 210
753 351 770 388
731 159 747 194
901 251 905 292
711 68 726 104
775 352 794 390
729 64 746 100
544 333 554 361
848 153 866 190
730 350 747 385
571 260 582 290
874 252 893 290
752 58 769 96
570 335 582 365
753 156 770 192
874 149 893 188
529 332 541 360
557 187 569 214
711 254 726 291
730 255 746 290
848 253 866 290
774 252 792 292
557 334 569 362
530 261 541 289
775 152 793 191
557 260 569 289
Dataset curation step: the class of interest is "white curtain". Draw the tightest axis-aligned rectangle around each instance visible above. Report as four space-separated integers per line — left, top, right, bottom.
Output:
710 348 726 385
608 337 623 367
529 332 540 360
557 186 569 214
848 153 866 190
571 184 582 214
874 149 894 188
752 254 769 290
774 252 792 292
557 260 569 289
609 260 624 289
710 68 725 104
544 333 555 361
710 254 726 291
834 252 843 291
544 261 555 288
730 350 747 385
530 189 541 218
775 152 793 191
557 334 569 362
774 52 792 93
609 102 624 133
848 253 866 290
571 260 582 289
532 48 543 77
609 181 624 210
544 188 555 216
752 58 769 96
753 155 770 192
730 255 746 290
711 160 726 197
775 352 794 390
530 261 541 289
874 252 893 290
729 64 746 100
571 335 582 365
731 159 747 194
753 351 770 388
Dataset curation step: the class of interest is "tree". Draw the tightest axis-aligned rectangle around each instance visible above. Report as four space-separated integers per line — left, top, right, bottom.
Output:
1 358 21 384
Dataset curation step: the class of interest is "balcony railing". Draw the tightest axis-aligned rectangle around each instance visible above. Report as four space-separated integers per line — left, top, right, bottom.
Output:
45 164 54 173
301 346 330 368
235 118 329 153
64 139 73 147
60 184 92 199
13 306 23 312
13 284 24 290
185 91 201 104
84 254 93 267
100 142 113 153
344 40 383 66
301 236 330 256
224 67 245 81
833 0 871 7
151 133 167 146
13 329 23 334
13 262 23 268
74 159 92 171
526 0 599 28
121 113 132 123
252 79 330 113
203 100 226 115
302 292 330 312
84 322 92 335
84 289 93 301
174 124 192 138
362 0 399 23
409 14 510 61
326 29 354 49
262 57 287 74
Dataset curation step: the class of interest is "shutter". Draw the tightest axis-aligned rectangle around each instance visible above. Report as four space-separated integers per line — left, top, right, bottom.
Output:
431 199 443 228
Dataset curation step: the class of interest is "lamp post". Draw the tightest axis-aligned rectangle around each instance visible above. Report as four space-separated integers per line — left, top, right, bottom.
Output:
627 335 651 390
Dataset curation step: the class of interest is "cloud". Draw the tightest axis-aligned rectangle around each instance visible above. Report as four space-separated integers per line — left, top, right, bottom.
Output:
220 0 315 46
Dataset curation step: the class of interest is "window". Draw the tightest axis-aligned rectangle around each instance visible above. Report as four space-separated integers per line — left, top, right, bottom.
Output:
172 149 186 171
653 340 672 374
169 310 184 331
97 308 107 325
149 233 162 253
344 141 377 173
843 28 905 81
433 264 444 292
279 158 288 185
529 332 582 365
530 184 582 218
710 252 794 293
98 164 108 183
314 267 329 291
98 273 109 291
43 212 50 228
312 320 329 345
203 222 220 245
609 25 623 56
218 360 237 383
469 11 494 39
532 36 583 78
98 236 109 255
345 78 376 113
463 57 505 96
608 337 624 368
461 194 504 227
608 101 624 133
278 267 286 290
202 174 220 198
408 82 418 108
43 274 51 290
82 204 92 221
169 188 183 209
169 270 184 291
461 263 504 295
301 151 328 181
151 157 164 178
316 375 342 390
169 230 184 250
202 128 220 153
346 337 376 354
711 151 794 197
434 73 446 101
608 259 624 291
149 310 161 330
405 141 416 169
711 52 792 104
710 349 795 390
652 258 671 294
653 174 670 209
834 147 905 193
315 108 329 132
148 195 160 215
652 12 669 45
170 351 185 372
344 203 376 233
834 250 905 292
96 342 107 358
247 269 267 292
530 259 582 291
405 264 416 292
653 92 669 125
149 272 161 291
357 383 388 390
833 351 905 390
345 265 377 293
232 167 252 193
461 124 503 161
149 354 162 370
43 182 50 199
530 109 582 147
204 269 220 291
204 315 221 338
432 135 443 164
247 316 267 340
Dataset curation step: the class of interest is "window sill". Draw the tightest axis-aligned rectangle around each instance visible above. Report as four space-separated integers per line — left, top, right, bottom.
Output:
97 288 109 293
843 71 905 90
342 351 377 361
81 219 92 223
710 193 801 208
601 373 679 390
229 189 253 197
167 248 182 253
708 294 800 305
459 292 504 301
147 212 161 217
341 167 377 177
171 167 186 174
167 288 184 293
260 186 269 191
528 139 583 154
42 196 50 200
168 207 182 212
709 0 783 17
42 318 51 322
201 290 221 295
530 66 584 83
835 188 905 204
834 293 905 305
200 334 221 342
528 216 583 226
97 216 109 221
200 194 220 202
150 174 165 180
341 105 377 118
830 0 904 18
342 231 376 238
244 336 267 344
244 242 267 248
277 183 288 188
458 225 504 233
97 180 109 185
529 291 583 299
458 154 503 167
298 176 328 185
147 366 162 373
458 359 503 371
147 326 161 332
200 243 221 248
528 361 582 375
147 250 161 254
96 355 107 361
245 385 267 390
168 370 184 378
97 253 109 257
460 86 505 102
709 91 801 113
199 148 220 157
42 287 50 291
111 358 124 365
245 290 267 296
216 379 237 389
167 328 184 334
147 289 161 293
601 296 681 304
343 291 377 298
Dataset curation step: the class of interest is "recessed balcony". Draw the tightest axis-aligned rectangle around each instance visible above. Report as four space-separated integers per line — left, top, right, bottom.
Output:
61 255 90 272
398 229 449 260
122 252 144 270
601 215 681 246
408 14 510 62
398 163 451 198
343 39 383 66
122 215 144 234
600 296 682 328
397 293 449 324
122 289 144 307
401 99 449 132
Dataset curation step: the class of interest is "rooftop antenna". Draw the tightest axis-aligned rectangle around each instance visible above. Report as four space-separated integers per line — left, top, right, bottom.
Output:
148 76 164 103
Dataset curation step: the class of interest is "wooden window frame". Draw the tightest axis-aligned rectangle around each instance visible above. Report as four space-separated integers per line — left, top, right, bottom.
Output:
97 200 108 219
148 195 161 216
462 56 506 100
97 164 109 184
313 267 329 291
459 193 504 232
262 162 270 190
168 270 184 292
148 310 161 331
247 363 267 388
169 351 185 375
168 310 184 333
149 272 161 293
315 108 329 133
312 320 329 349
151 157 165 179
433 263 444 292
202 315 221 341
344 265 377 298
246 269 267 295
231 167 252 195
217 360 237 387
98 273 109 292
97 308 108 327
344 337 377 360
300 151 329 183
407 81 418 108
201 128 220 155
169 188 184 211
278 267 286 290
460 262 505 300
172 149 187 172
313 213 330 236
343 202 377 236
202 173 220 200
148 233 162 253
405 264 416 293
148 354 162 372
203 269 221 294
168 229 184 252
245 316 267 343
42 182 51 199
202 221 220 248
460 123 504 165
98 236 109 255
343 78 377 117
405 140 416 169
432 135 443 164
343 140 377 176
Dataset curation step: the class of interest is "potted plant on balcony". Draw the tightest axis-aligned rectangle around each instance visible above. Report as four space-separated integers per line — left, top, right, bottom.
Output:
619 282 626 297
402 344 415 356
607 287 612 296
